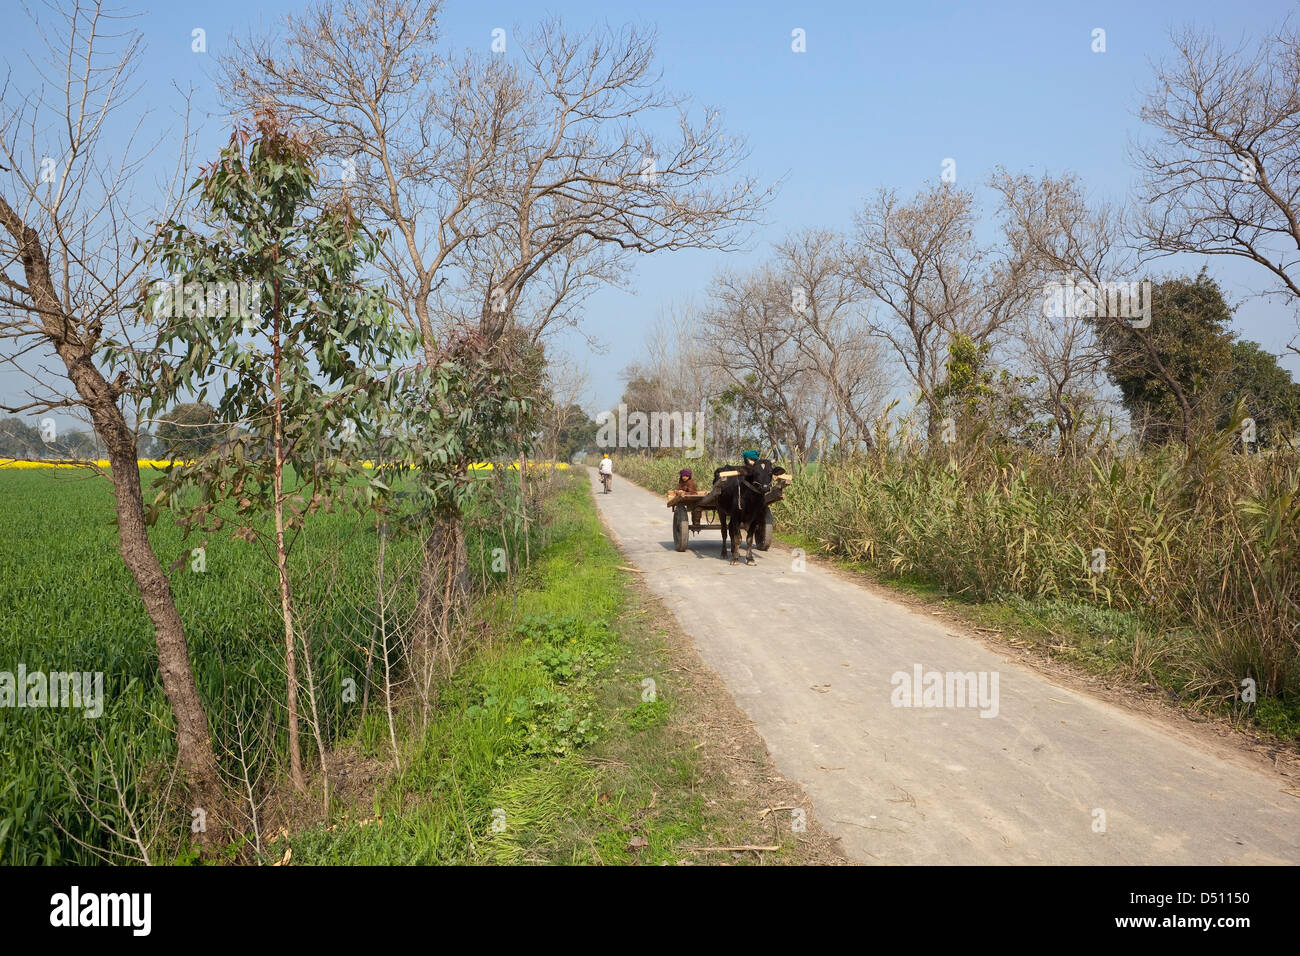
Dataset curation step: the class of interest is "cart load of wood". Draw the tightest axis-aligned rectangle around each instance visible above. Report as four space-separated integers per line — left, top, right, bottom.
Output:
665 488 706 506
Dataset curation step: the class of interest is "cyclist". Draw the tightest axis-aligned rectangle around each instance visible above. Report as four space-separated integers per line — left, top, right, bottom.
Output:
598 452 613 492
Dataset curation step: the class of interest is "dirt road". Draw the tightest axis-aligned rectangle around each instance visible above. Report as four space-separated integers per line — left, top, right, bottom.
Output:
589 469 1299 864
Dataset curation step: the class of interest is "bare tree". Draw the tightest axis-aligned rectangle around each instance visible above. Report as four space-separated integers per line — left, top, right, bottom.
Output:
703 263 832 464
627 300 723 433
222 1 770 627
844 183 1031 438
222 0 768 372
464 18 768 341
537 353 591 467
1134 22 1300 339
989 169 1119 451
773 229 887 454
620 303 715 415
1007 305 1109 452
0 0 225 839
48 726 183 865
990 167 1208 445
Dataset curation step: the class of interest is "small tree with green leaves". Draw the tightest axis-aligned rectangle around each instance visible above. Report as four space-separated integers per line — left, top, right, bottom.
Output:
552 403 598 462
933 333 1039 450
378 327 545 684
145 111 412 791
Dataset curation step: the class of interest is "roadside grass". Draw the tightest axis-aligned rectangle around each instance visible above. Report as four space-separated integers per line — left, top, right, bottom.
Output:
287 472 828 865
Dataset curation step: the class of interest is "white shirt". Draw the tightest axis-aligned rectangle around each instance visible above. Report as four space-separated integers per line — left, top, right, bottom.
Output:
598 457 613 475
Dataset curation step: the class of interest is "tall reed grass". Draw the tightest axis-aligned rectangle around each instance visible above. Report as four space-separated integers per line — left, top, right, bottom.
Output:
615 430 1299 714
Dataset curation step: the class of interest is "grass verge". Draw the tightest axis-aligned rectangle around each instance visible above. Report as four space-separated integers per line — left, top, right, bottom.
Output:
285 473 846 865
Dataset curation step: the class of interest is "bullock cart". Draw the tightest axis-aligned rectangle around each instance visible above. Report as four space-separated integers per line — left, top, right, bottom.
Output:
664 470 790 553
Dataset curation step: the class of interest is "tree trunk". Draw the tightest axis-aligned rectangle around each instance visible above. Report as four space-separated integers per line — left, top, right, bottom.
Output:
0 198 227 847
273 469 305 792
102 426 228 844
409 295 472 664
271 269 306 792
416 509 470 651
519 451 530 568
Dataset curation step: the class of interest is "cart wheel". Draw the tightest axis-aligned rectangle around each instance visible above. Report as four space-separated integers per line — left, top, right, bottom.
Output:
756 507 774 551
672 505 690 552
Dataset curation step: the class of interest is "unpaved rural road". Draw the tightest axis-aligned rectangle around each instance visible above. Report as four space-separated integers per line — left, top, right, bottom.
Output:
589 469 1299 864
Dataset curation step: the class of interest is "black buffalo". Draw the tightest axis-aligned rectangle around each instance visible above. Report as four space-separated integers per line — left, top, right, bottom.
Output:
710 459 785 565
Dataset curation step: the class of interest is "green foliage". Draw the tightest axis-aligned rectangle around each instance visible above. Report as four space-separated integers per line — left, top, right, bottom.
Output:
0 468 399 862
284 478 624 863
933 333 1040 447
0 418 101 460
0 418 46 459
286 475 780 866
933 333 992 415
0 463 549 864
144 112 412 535
1099 272 1236 445
709 377 767 458
462 614 610 758
627 698 668 730
1218 339 1300 448
379 328 546 522
552 403 599 461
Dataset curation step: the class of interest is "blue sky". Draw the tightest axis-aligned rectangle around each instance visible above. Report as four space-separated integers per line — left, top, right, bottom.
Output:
4 0 1298 424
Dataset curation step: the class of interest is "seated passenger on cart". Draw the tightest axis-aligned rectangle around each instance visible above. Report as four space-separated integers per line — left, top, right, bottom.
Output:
675 468 701 527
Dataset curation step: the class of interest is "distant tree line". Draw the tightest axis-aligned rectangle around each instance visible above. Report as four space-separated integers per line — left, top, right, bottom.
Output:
0 417 102 459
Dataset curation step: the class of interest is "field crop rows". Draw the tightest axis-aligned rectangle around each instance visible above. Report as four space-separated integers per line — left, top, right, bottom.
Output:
0 466 527 863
